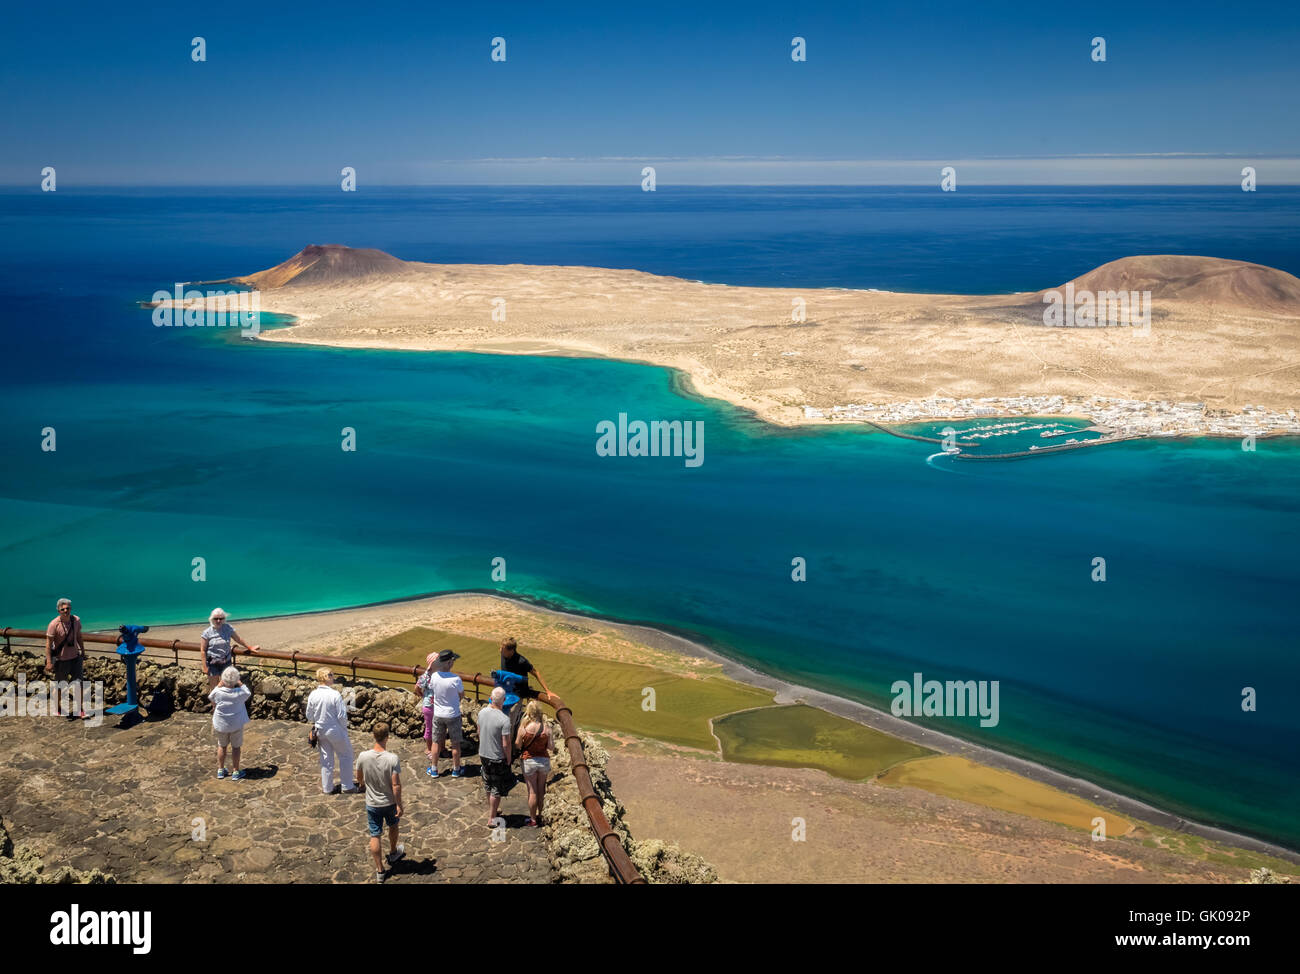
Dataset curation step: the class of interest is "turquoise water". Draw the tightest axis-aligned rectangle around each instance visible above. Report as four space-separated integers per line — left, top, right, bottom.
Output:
1 188 1297 849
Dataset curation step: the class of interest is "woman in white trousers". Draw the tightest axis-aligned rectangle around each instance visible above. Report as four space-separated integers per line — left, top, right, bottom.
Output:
305 667 356 794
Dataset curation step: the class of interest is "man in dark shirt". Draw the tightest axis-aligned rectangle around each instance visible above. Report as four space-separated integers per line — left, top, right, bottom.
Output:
499 638 551 697
499 638 551 762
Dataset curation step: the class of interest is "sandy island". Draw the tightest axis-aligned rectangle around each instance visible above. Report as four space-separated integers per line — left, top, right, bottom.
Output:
166 245 1300 441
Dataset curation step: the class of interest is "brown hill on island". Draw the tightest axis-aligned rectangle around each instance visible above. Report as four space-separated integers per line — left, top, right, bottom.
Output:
1032 255 1300 313
234 244 409 289
244 247 1300 314
201 244 1300 425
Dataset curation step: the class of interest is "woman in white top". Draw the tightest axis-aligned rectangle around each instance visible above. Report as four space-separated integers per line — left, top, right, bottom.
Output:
305 667 356 795
208 666 251 780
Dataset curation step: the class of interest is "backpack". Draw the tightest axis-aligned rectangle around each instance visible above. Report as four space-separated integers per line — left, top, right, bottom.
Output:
52 618 78 660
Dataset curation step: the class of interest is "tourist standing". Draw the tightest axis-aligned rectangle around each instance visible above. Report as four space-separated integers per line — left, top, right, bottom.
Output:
475 687 514 827
209 666 251 780
44 597 85 719
306 667 357 795
428 650 465 779
354 722 404 883
515 699 555 827
413 652 438 769
498 637 549 751
499 637 551 697
200 609 260 691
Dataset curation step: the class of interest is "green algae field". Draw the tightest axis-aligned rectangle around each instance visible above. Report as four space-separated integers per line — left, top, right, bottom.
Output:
360 627 773 750
360 630 931 777
713 704 933 778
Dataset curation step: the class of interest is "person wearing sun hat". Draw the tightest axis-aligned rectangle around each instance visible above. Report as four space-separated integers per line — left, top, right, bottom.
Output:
427 649 465 779
413 652 440 770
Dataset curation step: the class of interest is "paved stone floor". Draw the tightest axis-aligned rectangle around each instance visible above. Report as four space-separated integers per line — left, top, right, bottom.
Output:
0 712 555 883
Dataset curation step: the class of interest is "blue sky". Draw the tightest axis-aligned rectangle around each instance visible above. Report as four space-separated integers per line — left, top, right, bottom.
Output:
2 0 1298 184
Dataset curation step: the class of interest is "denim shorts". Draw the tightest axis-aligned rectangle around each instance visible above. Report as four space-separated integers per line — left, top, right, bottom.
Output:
366 804 399 836
523 756 551 776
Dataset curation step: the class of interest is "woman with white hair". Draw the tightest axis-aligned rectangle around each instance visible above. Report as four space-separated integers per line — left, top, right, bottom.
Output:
208 666 251 780
306 667 357 795
200 608 260 692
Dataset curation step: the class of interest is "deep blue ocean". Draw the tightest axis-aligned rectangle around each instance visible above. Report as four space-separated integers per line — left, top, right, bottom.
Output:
1 186 1297 848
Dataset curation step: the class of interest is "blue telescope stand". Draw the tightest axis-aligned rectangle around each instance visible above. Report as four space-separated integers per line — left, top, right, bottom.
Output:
490 669 523 710
107 625 148 720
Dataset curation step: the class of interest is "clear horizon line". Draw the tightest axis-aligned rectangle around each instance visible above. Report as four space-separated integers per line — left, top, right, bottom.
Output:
4 181 1300 189
443 152 1300 161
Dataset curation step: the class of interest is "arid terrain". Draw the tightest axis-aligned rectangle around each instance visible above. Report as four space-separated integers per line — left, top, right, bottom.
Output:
604 741 1280 884
176 245 1300 434
141 595 1299 884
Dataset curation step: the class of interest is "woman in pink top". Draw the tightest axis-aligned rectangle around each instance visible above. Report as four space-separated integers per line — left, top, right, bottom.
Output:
44 598 85 719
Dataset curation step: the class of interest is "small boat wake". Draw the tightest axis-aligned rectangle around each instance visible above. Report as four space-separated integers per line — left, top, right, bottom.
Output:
925 450 961 471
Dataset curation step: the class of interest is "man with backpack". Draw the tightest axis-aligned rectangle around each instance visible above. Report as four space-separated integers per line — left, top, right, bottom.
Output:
45 598 85 719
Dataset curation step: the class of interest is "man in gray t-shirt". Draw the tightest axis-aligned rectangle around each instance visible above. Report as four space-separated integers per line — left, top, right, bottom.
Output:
476 688 515 826
354 722 404 883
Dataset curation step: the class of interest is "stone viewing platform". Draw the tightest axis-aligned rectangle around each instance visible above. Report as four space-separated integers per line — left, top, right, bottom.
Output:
0 711 555 884
0 646 717 884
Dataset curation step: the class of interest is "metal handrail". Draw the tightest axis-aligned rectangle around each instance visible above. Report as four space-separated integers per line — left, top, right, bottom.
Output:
1 625 645 884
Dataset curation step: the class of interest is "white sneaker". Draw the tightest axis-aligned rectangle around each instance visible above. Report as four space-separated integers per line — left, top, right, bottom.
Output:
386 844 405 865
